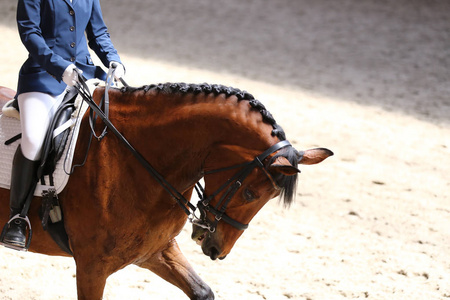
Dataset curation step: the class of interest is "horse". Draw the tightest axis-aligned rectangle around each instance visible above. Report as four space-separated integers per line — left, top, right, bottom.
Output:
0 83 333 299
0 86 15 102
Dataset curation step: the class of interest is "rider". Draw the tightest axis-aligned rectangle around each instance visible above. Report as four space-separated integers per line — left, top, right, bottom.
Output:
0 0 125 249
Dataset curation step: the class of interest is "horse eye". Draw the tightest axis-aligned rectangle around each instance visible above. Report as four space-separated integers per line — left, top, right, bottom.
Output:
243 188 256 202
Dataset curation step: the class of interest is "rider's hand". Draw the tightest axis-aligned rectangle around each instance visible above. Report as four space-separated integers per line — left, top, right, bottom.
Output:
109 61 125 80
62 64 81 87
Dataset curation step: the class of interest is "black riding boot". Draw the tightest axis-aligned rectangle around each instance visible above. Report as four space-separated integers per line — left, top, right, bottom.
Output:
1 145 39 249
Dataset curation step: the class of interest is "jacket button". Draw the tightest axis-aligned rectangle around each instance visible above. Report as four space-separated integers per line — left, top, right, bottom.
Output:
69 10 75 16
70 42 75 48
70 26 75 32
70 57 75 62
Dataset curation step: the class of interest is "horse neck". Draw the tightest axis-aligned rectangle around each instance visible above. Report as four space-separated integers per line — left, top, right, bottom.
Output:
106 88 275 182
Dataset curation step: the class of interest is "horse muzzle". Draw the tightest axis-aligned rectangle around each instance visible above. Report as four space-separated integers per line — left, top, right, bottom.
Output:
202 236 227 260
191 224 227 260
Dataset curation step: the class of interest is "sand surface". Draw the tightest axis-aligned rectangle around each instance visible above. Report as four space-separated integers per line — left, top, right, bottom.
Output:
0 1 449 299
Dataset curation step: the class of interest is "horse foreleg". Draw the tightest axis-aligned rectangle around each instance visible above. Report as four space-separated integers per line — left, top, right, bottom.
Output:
137 239 214 300
73 259 111 300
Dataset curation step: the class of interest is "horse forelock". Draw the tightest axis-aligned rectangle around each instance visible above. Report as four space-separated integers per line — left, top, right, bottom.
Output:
121 83 287 141
268 146 300 207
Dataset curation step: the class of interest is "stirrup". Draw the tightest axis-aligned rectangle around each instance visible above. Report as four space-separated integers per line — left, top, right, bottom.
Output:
0 214 33 251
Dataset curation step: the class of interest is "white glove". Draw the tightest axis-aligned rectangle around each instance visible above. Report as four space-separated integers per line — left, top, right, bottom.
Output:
62 64 81 87
109 61 125 80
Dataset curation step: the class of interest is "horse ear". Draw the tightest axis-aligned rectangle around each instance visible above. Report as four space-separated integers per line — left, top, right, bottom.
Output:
297 148 334 165
268 156 300 176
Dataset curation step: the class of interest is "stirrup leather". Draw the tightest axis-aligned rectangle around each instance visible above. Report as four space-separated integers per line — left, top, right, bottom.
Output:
0 214 33 251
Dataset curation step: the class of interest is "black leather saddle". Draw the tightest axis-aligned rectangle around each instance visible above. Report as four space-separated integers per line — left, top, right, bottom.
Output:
4 87 79 255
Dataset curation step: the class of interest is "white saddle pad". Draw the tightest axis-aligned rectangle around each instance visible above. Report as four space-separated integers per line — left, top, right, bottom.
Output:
0 81 97 196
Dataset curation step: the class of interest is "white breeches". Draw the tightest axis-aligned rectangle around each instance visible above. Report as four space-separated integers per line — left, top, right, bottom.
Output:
18 91 66 161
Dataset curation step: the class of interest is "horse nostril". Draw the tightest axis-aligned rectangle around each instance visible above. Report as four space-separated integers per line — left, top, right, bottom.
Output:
209 247 219 261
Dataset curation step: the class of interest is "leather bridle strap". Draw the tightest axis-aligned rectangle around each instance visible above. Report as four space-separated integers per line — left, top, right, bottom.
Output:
256 140 291 162
195 140 291 232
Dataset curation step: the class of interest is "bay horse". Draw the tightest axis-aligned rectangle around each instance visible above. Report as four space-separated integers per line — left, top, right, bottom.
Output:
0 83 332 299
0 86 15 102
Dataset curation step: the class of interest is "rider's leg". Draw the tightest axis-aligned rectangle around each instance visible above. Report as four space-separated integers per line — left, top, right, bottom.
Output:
19 91 65 161
1 91 65 248
2 145 39 247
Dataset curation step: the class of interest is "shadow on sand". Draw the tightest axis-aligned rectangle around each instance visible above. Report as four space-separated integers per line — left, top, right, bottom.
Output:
1 0 449 124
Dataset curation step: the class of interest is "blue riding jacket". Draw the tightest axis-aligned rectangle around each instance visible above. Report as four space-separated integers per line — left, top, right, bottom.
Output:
17 0 122 96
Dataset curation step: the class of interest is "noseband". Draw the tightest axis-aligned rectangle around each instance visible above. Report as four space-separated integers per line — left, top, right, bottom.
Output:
192 140 291 233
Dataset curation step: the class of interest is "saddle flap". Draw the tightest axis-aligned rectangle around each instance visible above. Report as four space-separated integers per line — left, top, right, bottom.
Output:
39 88 78 177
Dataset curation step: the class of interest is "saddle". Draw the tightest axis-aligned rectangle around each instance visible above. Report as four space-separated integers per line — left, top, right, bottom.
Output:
40 87 78 178
39 87 79 255
3 88 79 255
3 87 78 175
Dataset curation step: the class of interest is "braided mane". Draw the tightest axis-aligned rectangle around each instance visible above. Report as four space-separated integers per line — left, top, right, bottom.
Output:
122 82 286 141
122 82 299 205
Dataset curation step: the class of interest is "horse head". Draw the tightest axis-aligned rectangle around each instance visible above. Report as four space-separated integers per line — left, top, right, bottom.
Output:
92 83 333 261
179 88 334 260
193 144 332 260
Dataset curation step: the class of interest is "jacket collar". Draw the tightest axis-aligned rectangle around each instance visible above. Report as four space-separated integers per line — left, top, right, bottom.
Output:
63 0 77 8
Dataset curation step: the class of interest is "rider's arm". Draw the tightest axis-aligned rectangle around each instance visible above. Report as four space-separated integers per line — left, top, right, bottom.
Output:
85 0 122 69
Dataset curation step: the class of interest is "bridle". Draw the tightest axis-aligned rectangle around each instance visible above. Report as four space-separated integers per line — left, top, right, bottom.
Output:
192 140 291 233
74 69 292 234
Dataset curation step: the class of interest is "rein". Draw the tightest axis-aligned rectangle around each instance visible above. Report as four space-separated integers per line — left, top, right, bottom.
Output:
74 71 291 233
74 71 197 217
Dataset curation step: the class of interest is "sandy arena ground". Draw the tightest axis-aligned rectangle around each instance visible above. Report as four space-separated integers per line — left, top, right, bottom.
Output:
0 1 449 299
